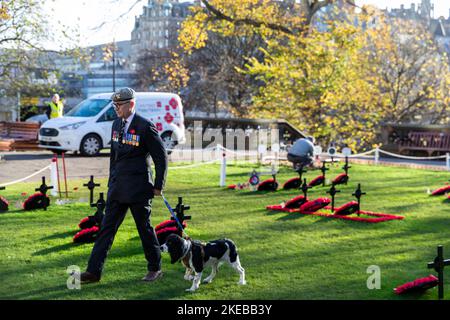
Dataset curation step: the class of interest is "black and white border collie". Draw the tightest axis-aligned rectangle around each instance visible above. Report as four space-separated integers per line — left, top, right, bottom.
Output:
161 234 246 292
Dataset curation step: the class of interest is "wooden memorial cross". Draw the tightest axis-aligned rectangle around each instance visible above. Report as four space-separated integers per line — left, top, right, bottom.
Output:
428 245 450 300
173 197 191 231
352 183 366 216
83 175 101 206
327 184 341 213
34 177 53 211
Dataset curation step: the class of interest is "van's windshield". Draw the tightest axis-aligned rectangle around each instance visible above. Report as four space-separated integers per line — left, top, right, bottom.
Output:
66 99 111 117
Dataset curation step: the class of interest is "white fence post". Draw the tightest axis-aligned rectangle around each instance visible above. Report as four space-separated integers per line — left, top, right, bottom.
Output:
50 156 59 196
219 145 226 187
446 153 450 171
374 147 380 165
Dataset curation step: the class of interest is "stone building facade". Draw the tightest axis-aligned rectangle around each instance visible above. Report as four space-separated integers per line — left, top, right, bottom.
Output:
130 0 196 69
386 0 450 59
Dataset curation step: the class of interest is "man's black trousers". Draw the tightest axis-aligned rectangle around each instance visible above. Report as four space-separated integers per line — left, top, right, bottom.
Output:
87 199 161 278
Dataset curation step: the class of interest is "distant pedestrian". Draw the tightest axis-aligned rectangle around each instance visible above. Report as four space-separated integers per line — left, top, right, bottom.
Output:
47 94 64 119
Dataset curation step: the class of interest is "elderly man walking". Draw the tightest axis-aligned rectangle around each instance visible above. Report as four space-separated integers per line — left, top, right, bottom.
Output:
80 88 168 283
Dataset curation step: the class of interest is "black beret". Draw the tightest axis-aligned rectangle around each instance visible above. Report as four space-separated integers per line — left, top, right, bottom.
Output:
111 87 135 102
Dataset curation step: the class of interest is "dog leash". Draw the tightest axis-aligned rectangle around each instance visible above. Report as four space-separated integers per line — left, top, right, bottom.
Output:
161 193 189 238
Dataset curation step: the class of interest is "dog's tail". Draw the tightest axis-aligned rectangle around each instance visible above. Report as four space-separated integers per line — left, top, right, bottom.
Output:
224 239 238 263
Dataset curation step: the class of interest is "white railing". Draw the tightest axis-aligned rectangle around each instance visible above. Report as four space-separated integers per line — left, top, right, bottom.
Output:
329 147 449 170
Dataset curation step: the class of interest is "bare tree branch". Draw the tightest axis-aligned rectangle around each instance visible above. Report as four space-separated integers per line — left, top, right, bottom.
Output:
90 0 142 31
200 0 295 35
199 0 367 36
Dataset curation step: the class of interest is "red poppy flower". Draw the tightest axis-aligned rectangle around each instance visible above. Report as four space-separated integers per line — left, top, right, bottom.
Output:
164 113 174 124
129 129 136 134
169 98 178 109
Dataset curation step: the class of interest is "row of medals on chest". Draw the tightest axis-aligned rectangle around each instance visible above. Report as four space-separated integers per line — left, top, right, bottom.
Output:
113 130 140 146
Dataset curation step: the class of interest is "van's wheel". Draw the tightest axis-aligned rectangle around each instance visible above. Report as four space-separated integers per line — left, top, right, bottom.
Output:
80 134 102 157
161 131 176 154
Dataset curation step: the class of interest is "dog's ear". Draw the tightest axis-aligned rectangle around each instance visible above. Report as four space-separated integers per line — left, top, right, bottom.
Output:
168 242 181 264
170 251 180 264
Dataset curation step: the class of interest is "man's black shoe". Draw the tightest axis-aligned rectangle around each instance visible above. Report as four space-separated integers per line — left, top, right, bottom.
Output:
80 271 100 284
142 270 163 282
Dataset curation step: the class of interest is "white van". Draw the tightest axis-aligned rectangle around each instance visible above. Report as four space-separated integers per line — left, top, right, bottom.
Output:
38 92 186 156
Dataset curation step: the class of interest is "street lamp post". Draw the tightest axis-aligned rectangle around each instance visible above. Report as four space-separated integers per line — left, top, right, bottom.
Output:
112 39 116 92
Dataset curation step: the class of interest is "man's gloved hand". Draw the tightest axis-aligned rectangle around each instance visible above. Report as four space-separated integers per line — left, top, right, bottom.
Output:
154 189 162 196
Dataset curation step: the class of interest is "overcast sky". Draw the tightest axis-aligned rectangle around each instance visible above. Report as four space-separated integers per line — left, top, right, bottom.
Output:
43 0 450 49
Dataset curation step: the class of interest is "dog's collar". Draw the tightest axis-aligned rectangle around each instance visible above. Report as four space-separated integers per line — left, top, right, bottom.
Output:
178 239 192 262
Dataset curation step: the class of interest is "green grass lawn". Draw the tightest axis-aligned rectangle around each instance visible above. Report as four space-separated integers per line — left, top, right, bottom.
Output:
0 161 449 300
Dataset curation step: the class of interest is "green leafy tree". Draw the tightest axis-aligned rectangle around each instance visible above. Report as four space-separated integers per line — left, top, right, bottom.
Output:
176 0 449 151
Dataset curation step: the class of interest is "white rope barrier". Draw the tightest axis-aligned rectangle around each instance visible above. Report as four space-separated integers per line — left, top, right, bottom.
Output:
331 149 376 158
216 145 256 157
166 145 218 153
168 158 221 170
332 148 447 161
262 156 287 161
2 145 447 190
0 165 51 187
377 149 447 160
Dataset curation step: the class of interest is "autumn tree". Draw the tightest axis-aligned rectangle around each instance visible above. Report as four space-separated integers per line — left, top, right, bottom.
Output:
364 11 450 125
244 16 384 150
178 0 381 150
176 0 449 151
0 0 83 100
182 30 265 116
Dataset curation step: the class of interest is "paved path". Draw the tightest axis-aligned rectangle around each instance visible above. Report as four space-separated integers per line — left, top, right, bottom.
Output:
0 151 111 184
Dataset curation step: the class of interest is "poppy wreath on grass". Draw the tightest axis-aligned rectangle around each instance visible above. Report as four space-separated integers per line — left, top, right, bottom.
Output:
156 219 187 245
308 176 325 187
0 196 9 212
78 215 98 229
266 195 308 212
23 193 50 211
314 210 404 223
332 173 349 185
78 210 104 229
299 197 331 213
285 195 308 209
257 179 278 191
73 226 100 243
283 177 301 190
394 275 439 295
334 201 359 216
431 185 450 196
